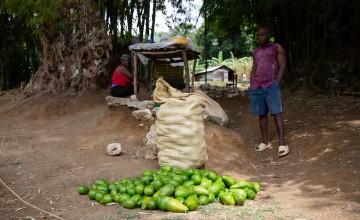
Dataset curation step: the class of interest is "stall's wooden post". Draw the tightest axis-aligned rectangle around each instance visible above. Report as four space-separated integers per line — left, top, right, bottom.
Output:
150 61 154 97
133 53 138 96
182 50 190 93
191 59 197 92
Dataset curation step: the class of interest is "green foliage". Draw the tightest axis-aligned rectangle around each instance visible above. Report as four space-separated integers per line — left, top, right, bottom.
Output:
194 24 253 61
222 53 253 80
235 57 253 81
208 80 226 87
200 0 360 92
195 50 253 82
0 9 40 90
207 51 223 67
222 52 236 67
2 0 63 37
193 62 205 73
165 0 198 31
169 22 196 37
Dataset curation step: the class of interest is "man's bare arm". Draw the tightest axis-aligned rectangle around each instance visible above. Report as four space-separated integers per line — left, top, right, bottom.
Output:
250 55 257 83
277 45 286 82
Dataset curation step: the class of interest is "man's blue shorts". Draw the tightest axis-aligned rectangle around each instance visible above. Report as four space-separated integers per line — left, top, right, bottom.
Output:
249 82 282 116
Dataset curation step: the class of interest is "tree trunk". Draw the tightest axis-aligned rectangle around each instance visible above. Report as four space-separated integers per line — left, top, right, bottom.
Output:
108 0 119 55
137 2 145 41
126 0 136 43
26 0 112 93
150 0 157 41
145 0 151 42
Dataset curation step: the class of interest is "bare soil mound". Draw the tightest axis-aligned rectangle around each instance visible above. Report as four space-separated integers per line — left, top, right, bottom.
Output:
0 88 359 220
205 123 257 176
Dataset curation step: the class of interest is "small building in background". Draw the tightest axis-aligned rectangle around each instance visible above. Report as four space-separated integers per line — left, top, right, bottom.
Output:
195 65 237 86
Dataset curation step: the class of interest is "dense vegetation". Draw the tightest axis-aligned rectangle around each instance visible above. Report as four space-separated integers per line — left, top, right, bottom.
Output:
201 0 360 93
0 0 359 94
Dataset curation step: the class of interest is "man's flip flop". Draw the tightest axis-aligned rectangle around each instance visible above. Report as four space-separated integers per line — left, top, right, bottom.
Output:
255 143 272 152
278 145 289 157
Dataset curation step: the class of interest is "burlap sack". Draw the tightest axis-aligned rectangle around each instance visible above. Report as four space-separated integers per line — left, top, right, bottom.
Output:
154 78 207 169
193 89 229 126
153 78 189 103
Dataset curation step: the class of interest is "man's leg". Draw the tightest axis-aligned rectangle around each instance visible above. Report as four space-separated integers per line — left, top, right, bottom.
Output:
250 87 270 147
266 82 286 146
273 113 286 146
259 115 269 145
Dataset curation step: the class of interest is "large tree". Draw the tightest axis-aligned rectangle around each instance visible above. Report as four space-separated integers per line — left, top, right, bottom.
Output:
3 0 112 93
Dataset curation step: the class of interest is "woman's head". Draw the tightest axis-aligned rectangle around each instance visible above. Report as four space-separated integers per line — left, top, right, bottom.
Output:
120 54 130 67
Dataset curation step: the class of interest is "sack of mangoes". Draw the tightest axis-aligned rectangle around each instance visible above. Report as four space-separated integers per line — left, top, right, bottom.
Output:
77 164 262 213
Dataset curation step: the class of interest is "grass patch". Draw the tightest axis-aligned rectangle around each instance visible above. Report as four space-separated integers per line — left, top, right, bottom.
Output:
262 206 279 214
199 202 235 216
236 206 283 220
101 211 140 220
122 212 140 219
197 204 285 220
194 80 227 87
209 81 227 87
101 217 118 220
161 216 187 220
101 210 140 220
237 207 265 219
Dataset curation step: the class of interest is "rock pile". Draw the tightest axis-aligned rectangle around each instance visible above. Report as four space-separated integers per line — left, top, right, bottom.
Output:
199 84 247 99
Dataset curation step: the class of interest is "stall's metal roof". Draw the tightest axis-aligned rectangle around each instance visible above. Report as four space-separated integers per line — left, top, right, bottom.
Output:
129 42 200 64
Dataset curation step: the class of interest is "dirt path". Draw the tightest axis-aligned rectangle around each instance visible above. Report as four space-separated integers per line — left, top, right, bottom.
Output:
0 88 359 220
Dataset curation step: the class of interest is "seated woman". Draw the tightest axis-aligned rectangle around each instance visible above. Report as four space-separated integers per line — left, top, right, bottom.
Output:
110 54 135 97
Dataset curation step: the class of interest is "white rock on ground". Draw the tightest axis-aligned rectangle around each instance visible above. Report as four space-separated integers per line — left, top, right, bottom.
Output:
132 109 154 121
127 100 140 108
151 107 159 116
137 101 155 110
106 96 129 107
149 124 156 132
146 130 157 141
106 143 122 156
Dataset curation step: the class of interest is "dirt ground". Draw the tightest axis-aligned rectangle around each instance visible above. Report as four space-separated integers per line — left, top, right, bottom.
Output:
0 87 359 220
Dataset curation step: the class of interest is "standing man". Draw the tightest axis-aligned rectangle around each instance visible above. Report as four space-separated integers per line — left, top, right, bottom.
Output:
249 25 289 157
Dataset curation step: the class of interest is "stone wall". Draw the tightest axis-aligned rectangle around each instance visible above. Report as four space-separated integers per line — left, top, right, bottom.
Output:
199 83 246 99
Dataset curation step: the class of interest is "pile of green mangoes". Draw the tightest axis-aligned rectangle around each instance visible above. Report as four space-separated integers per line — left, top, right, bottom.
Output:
77 165 261 213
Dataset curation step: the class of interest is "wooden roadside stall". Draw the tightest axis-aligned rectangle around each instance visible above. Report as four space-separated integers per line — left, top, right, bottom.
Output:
129 39 200 97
